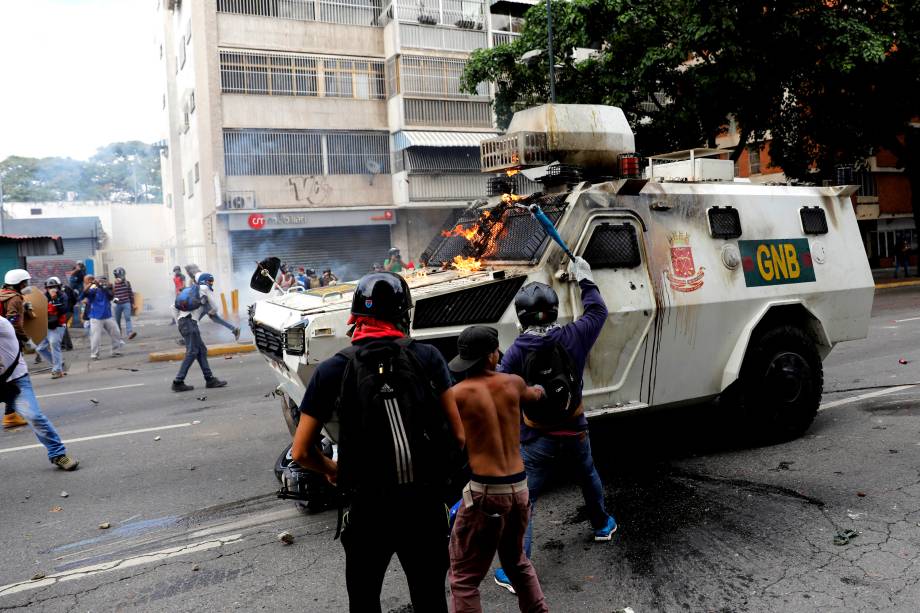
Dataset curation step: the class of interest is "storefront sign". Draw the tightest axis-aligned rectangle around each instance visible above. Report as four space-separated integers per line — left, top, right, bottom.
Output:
225 209 396 232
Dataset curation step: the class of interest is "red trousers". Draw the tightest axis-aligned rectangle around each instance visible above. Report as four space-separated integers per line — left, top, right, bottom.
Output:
449 483 548 613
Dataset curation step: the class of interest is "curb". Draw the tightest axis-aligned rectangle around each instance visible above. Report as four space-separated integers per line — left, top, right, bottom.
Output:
875 279 920 290
149 341 257 362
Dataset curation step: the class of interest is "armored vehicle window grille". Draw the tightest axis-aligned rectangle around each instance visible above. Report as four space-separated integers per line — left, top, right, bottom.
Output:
413 276 527 329
583 223 641 269
708 206 742 239
250 318 284 360
427 196 567 264
800 207 828 235
487 175 515 196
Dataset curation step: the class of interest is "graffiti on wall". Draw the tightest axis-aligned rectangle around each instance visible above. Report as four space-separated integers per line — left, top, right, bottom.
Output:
289 176 333 205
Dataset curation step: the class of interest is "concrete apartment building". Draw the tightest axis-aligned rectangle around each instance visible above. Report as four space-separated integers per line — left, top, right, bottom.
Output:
156 0 532 283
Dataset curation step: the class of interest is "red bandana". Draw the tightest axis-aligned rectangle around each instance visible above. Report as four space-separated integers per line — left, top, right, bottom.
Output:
348 315 405 342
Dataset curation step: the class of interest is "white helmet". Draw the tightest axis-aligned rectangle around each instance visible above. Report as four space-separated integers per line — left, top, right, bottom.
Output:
4 269 31 286
45 276 62 288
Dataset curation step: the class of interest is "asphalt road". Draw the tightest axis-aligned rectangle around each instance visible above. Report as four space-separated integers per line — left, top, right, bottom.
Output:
2 290 920 612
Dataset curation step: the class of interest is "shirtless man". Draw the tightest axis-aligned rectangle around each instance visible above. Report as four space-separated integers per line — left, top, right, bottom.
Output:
447 326 548 613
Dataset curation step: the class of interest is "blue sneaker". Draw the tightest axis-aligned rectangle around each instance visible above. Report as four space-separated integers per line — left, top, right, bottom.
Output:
494 568 516 594
594 515 618 541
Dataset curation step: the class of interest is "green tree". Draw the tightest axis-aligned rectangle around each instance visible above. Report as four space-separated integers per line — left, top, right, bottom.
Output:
0 141 163 203
463 0 907 169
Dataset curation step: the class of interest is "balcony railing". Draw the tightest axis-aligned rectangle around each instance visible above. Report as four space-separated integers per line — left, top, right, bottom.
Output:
398 22 488 52
408 173 489 201
217 0 384 27
491 31 519 46
380 0 485 28
388 55 489 98
404 98 493 128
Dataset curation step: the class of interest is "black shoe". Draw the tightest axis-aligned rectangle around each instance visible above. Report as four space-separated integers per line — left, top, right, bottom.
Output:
172 381 194 392
205 378 227 389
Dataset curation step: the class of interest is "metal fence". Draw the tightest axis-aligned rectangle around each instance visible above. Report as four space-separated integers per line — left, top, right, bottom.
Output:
217 0 384 27
390 55 488 98
223 129 390 176
404 98 492 127
399 22 488 52
408 173 489 201
390 0 485 28
491 31 518 46
220 50 386 99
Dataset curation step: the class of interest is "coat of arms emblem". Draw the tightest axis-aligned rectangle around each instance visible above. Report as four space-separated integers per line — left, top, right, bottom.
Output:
665 232 705 292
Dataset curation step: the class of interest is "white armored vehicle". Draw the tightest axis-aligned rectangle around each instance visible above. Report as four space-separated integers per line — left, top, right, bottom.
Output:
250 104 873 443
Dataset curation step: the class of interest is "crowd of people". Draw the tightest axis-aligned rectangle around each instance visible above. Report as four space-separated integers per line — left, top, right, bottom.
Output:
291 255 614 612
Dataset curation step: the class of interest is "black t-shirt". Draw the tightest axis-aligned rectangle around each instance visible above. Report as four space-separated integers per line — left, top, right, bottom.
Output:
299 339 452 423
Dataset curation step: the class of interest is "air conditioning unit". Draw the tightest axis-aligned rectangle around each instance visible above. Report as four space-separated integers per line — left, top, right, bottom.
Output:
223 192 256 210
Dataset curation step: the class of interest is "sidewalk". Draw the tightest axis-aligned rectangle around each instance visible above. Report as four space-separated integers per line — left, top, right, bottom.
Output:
873 267 920 289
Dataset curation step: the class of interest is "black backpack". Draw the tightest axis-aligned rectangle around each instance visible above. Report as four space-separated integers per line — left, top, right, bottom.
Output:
521 342 580 425
335 338 465 502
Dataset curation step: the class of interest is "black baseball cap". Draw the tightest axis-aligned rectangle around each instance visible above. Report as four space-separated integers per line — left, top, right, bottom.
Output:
449 326 500 373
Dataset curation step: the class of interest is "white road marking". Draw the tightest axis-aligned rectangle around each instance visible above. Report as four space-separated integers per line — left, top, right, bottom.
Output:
894 316 920 323
0 533 243 598
37 383 145 399
819 385 915 412
0 423 195 454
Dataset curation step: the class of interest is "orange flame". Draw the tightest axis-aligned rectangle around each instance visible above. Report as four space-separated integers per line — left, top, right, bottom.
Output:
452 256 482 272
441 223 480 240
506 168 520 177
501 193 526 205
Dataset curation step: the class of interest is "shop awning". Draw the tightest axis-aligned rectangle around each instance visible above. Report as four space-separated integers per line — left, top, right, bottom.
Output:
0 234 65 256
393 131 499 151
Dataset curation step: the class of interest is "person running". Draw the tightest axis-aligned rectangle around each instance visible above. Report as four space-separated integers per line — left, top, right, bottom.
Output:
1 269 36 428
447 326 548 613
36 277 70 380
196 273 240 341
85 276 125 360
0 316 79 470
493 256 617 593
291 272 465 613
111 267 137 340
172 272 228 392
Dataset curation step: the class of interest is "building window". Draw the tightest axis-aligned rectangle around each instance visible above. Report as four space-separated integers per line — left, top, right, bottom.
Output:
854 171 878 197
219 50 385 100
748 145 761 175
403 98 492 128
216 0 384 28
223 129 391 176
390 55 488 98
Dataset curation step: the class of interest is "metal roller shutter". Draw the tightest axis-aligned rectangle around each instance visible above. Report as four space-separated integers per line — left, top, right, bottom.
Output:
230 225 392 282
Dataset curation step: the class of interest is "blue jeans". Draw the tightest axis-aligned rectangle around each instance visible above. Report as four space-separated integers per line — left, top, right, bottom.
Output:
521 431 610 558
13 374 67 460
36 326 65 373
176 317 213 382
203 311 236 333
114 302 133 335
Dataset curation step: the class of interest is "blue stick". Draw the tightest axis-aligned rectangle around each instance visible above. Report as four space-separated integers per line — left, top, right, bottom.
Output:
529 204 574 259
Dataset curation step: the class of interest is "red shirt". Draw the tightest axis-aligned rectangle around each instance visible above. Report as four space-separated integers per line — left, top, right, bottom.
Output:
173 275 185 295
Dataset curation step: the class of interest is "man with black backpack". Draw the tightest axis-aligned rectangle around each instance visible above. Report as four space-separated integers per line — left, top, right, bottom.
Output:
492 256 617 593
291 271 465 613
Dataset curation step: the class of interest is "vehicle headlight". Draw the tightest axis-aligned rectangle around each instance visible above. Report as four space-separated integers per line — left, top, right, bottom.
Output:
284 320 308 356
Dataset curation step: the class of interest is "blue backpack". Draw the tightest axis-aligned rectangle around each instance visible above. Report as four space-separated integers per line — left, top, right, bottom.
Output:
174 284 202 312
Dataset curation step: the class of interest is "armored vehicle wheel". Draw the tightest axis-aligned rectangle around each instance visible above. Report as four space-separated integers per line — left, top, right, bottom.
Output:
737 325 823 443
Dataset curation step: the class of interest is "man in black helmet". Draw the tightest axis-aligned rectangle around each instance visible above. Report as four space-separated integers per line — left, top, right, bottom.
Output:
492 256 617 593
291 272 465 613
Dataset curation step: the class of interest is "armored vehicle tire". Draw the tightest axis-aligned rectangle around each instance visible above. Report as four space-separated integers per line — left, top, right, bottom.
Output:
736 325 823 443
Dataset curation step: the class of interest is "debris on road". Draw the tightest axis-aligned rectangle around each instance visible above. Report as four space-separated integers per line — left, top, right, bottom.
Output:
192 420 201 425
89 398 99 404
224 356 233 360
99 522 111 529
60 491 69 498
196 396 207 401
834 529 859 546
31 573 46 581
857 491 866 497
50 506 63 513
189 466 196 471
192 565 200 571
899 358 908 365
278 531 294 545
154 436 161 441
117 367 140 372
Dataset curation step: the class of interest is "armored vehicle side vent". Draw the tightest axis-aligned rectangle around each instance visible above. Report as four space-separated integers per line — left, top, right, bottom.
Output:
707 206 742 239
538 164 584 187
583 222 641 269
413 276 527 329
800 207 828 235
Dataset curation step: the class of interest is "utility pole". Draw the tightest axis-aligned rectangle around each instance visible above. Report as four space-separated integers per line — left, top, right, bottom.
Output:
546 0 556 103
